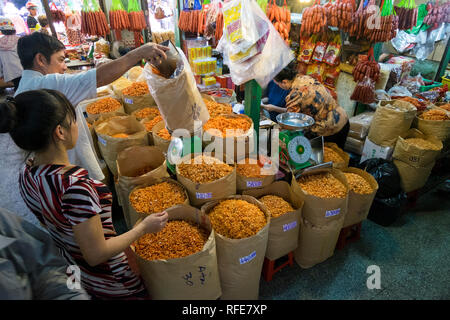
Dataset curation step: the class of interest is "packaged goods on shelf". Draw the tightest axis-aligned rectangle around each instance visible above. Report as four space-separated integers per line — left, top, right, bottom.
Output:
344 137 365 155
348 112 374 140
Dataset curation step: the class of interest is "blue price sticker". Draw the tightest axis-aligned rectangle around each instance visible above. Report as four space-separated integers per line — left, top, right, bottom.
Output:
196 192 212 199
247 181 263 188
239 251 256 265
325 208 341 218
282 221 297 232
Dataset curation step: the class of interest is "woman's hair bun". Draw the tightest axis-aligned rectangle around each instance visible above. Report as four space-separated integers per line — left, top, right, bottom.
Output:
0 97 18 133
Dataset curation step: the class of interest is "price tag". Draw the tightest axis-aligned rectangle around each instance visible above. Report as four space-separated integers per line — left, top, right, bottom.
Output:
196 192 212 199
98 136 107 146
282 221 297 232
246 180 263 188
239 251 256 265
124 98 133 104
325 208 341 218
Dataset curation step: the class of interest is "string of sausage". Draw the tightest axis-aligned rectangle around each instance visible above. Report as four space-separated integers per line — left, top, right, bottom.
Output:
81 9 110 37
109 9 130 40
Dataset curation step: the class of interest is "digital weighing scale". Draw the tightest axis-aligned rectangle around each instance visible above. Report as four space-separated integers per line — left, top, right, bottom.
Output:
276 112 325 173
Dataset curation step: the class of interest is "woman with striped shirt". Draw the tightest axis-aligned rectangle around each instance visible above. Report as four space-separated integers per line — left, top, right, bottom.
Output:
0 89 168 299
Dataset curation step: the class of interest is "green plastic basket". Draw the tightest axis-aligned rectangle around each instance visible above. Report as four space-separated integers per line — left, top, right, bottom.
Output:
419 78 442 92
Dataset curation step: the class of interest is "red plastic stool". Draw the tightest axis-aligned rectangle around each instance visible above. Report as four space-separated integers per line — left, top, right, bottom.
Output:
336 222 362 250
262 252 294 282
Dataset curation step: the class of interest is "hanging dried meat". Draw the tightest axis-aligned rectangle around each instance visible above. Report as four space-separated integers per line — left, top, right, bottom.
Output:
395 0 418 31
109 0 130 40
81 0 110 37
300 0 327 36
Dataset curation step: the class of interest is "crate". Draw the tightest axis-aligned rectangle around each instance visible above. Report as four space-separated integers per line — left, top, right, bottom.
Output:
442 76 450 87
419 78 442 92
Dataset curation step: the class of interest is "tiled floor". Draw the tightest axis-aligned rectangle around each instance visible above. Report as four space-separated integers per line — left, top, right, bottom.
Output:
257 184 450 300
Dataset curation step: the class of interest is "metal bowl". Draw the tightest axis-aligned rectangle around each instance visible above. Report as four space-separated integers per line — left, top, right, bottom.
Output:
276 112 315 131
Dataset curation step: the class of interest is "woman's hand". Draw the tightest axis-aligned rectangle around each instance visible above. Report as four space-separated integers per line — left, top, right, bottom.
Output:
139 211 169 234
261 104 277 112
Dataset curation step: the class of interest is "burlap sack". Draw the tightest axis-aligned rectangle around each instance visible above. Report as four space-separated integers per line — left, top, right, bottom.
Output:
294 216 343 269
122 92 156 115
132 205 222 300
143 49 210 134
94 115 149 177
116 145 169 228
393 159 435 193
414 115 450 143
79 96 125 123
324 142 350 170
243 181 303 260
152 121 171 154
176 154 237 207
291 168 349 227
393 129 443 168
201 195 270 300
341 168 378 228
203 114 255 164
127 178 189 228
368 100 417 147
235 157 276 193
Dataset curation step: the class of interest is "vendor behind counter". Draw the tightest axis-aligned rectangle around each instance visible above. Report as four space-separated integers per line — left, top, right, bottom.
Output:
262 61 349 149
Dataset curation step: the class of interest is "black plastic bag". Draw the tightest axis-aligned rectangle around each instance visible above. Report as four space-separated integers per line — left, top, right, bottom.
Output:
367 192 407 227
359 158 402 199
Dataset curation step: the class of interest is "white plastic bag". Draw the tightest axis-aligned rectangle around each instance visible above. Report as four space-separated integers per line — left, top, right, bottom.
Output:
222 0 262 55
217 0 294 88
143 48 210 134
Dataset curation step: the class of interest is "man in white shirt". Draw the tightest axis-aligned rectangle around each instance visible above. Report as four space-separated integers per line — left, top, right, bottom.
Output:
0 32 167 229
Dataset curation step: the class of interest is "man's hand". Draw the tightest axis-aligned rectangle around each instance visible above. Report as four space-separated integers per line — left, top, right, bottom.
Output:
137 43 169 66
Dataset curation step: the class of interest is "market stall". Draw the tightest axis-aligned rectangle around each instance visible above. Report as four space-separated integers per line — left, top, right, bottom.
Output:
32 0 450 300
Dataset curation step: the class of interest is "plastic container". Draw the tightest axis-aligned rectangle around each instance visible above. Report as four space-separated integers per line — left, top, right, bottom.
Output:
442 75 450 87
419 78 442 92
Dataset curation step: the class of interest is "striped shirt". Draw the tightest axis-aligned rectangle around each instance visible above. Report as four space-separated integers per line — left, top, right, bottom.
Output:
19 162 145 299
